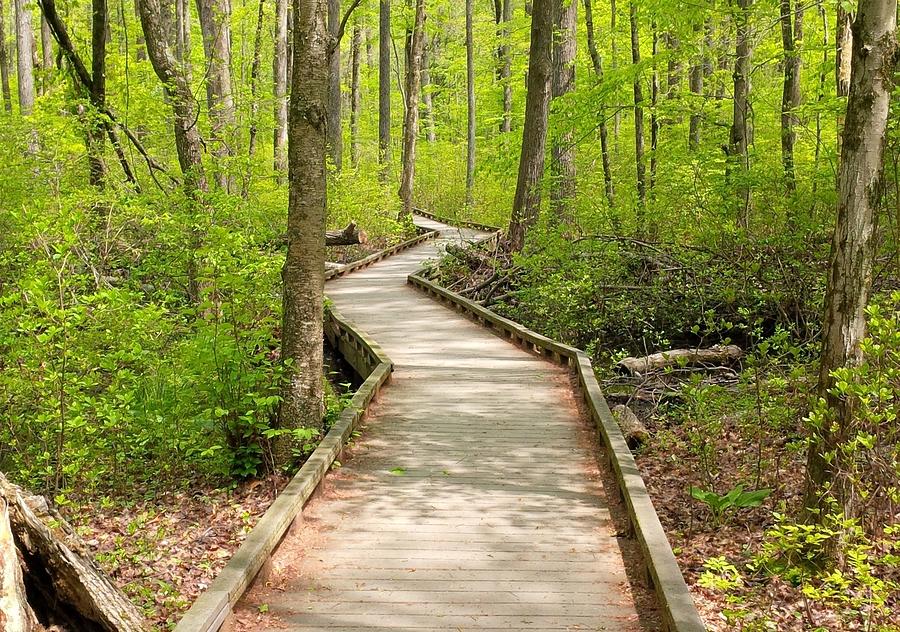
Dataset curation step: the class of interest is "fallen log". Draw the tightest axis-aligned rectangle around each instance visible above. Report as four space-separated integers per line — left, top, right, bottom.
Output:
612 405 650 450
325 222 368 246
616 345 743 376
1 497 37 632
0 474 146 632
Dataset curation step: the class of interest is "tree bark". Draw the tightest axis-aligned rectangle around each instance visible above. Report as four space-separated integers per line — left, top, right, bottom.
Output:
507 0 552 252
835 4 852 161
550 0 576 223
465 0 475 208
421 36 436 142
326 0 342 171
378 0 391 173
138 0 207 194
0 0 13 112
0 496 37 632
196 0 235 191
397 0 425 219
649 26 659 196
274 0 288 181
583 0 612 208
88 0 108 188
803 0 898 522
779 0 803 193
350 22 361 166
279 0 328 459
688 22 703 151
242 0 265 198
14 0 34 114
39 12 51 93
729 0 753 228
175 0 191 81
498 0 511 134
629 1 646 229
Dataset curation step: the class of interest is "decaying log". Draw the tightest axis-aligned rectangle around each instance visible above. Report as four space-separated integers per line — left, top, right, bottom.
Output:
616 344 743 376
612 404 650 450
1 497 37 632
325 222 368 246
0 474 146 632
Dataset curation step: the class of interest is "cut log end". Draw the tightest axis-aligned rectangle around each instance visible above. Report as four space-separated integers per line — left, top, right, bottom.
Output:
612 405 650 450
326 222 368 247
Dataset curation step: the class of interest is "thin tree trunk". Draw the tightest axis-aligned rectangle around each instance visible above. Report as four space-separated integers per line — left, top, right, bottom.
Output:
196 0 235 191
465 0 475 207
507 0 552 252
279 0 328 459
274 0 288 181
813 1 827 193
649 26 659 196
397 0 425 219
350 23 361 166
583 0 613 208
421 36 435 142
134 0 146 60
610 0 618 142
0 0 12 112
550 0 576 222
629 1 646 230
688 22 703 151
39 13 51 93
138 0 207 194
14 0 34 114
729 0 752 228
803 0 898 523
835 4 852 161
326 0 341 171
175 0 191 82
87 0 108 187
498 0 511 134
780 0 803 193
666 32 679 100
242 0 264 198
378 0 391 175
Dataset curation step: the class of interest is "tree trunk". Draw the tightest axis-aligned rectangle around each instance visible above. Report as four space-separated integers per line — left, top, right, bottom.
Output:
465 0 475 208
629 1 646 230
279 0 328 461
803 0 898 522
378 0 391 173
835 5 852 161
0 496 37 632
421 36 436 142
665 32 680 100
274 0 288 181
242 0 264 198
779 0 803 193
14 0 34 114
649 26 659 197
138 0 207 194
507 0 552 252
175 0 191 81
729 0 753 228
350 22 361 166
610 0 619 142
813 1 827 191
39 13 51 93
326 0 341 171
688 22 703 151
196 0 235 191
549 0 576 223
397 0 425 220
498 0 511 134
583 0 613 208
1 0 13 112
87 0 108 188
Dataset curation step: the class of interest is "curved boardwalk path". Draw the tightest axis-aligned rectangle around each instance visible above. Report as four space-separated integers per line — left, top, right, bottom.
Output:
235 217 654 631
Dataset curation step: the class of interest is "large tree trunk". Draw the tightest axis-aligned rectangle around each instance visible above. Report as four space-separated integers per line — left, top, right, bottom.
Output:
273 0 288 181
279 0 328 462
729 0 753 228
138 0 207 194
688 22 703 151
629 1 646 231
507 0 552 252
14 0 34 114
326 0 342 171
465 0 475 208
1 0 13 112
397 0 425 220
549 0 576 223
350 22 361 166
378 0 391 173
803 0 898 522
583 0 613 209
835 5 852 161
779 0 803 192
196 0 235 191
87 0 108 188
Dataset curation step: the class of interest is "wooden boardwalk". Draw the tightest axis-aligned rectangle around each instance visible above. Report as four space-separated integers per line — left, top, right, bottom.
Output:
234 217 655 631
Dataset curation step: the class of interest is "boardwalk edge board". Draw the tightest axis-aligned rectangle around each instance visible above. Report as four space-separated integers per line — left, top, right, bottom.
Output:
406 227 707 632
173 235 429 632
